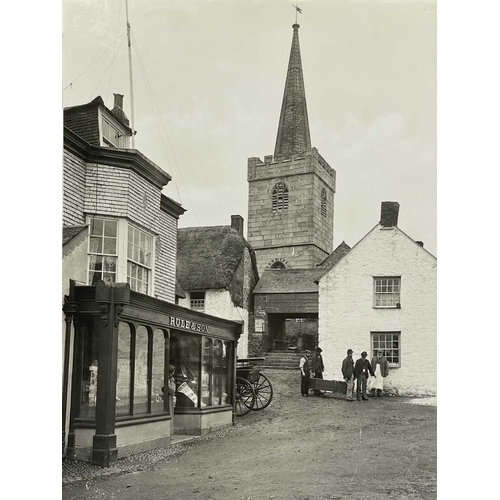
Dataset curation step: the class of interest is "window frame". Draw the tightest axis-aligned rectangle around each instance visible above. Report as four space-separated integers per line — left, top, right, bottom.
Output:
373 276 401 308
371 331 401 368
87 217 119 286
86 216 155 296
127 224 154 295
190 291 205 311
101 116 128 148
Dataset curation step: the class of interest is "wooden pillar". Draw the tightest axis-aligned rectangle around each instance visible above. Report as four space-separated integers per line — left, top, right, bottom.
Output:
92 281 130 467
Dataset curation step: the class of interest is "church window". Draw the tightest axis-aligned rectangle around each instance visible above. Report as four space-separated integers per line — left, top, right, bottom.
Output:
270 261 286 269
321 188 327 218
272 182 289 213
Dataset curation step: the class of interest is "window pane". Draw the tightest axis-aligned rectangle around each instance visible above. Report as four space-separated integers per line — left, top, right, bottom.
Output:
102 272 115 284
89 236 102 253
102 120 109 140
201 337 211 408
116 323 132 416
134 326 149 415
104 220 117 237
171 334 200 408
213 340 222 406
151 329 165 413
104 256 116 272
134 229 139 245
103 237 116 255
78 324 98 419
222 342 230 405
91 218 103 236
128 242 133 259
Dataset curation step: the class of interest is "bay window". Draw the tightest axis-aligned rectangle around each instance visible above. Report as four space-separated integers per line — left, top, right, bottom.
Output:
87 217 155 295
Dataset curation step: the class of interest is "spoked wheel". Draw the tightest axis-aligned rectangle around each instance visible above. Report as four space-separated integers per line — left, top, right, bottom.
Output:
235 377 255 416
252 372 274 410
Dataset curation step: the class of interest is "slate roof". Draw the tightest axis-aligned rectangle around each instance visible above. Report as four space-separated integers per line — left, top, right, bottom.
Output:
317 241 351 268
64 96 132 146
253 268 327 294
176 225 257 292
63 225 88 245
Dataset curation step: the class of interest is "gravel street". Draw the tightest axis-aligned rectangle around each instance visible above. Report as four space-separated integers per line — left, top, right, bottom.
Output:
63 370 437 500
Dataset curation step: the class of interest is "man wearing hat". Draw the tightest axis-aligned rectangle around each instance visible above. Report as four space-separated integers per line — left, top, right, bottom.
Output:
311 347 325 395
354 351 375 401
341 349 355 401
299 349 312 397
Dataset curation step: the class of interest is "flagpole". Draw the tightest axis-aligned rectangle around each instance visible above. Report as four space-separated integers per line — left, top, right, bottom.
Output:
125 0 136 148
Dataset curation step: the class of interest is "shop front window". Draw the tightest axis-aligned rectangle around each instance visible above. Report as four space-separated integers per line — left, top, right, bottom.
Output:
170 334 200 408
134 326 150 414
116 322 132 416
79 325 99 419
201 338 212 407
212 340 223 405
151 329 166 413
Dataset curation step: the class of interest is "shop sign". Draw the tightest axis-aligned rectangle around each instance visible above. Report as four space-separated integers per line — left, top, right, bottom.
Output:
169 315 209 334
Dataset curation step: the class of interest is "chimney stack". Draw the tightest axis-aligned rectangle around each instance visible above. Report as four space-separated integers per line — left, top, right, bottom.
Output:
111 93 130 126
416 241 424 247
380 202 400 227
231 215 244 237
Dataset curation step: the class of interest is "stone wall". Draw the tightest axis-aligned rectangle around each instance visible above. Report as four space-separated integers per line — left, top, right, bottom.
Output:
318 226 437 396
247 148 335 274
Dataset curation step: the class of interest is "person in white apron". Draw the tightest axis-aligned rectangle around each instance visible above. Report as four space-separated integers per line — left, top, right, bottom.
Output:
369 351 389 396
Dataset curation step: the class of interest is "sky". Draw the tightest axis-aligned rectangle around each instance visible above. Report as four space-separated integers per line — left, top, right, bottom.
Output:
62 0 437 256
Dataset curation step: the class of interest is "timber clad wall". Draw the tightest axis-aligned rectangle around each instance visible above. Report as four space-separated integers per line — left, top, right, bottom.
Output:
247 148 335 274
255 293 318 314
155 211 177 303
63 150 87 226
63 152 178 303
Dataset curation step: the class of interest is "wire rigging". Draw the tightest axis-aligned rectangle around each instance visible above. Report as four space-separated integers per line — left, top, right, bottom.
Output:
90 35 127 101
63 30 127 91
131 31 200 225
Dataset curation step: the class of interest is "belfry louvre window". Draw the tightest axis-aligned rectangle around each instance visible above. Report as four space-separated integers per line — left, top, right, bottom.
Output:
272 182 289 213
373 277 401 307
321 188 327 218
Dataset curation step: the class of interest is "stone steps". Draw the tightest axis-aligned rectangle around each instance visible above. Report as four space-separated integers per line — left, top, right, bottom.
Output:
259 351 305 370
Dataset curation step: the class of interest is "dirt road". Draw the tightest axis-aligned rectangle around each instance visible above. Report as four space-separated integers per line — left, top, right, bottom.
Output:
63 370 437 500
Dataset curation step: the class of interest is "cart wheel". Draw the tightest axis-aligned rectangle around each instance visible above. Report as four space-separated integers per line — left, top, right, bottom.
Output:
235 377 255 416
252 372 273 410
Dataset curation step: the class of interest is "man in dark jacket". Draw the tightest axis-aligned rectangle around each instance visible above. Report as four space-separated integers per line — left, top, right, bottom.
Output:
299 350 312 397
354 351 375 401
341 349 355 401
311 347 325 395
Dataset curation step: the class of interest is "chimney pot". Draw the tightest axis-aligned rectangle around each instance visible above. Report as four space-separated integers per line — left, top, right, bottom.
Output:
231 215 244 237
380 202 400 228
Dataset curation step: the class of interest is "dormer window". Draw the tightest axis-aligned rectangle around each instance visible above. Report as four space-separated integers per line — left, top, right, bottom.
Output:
102 117 128 148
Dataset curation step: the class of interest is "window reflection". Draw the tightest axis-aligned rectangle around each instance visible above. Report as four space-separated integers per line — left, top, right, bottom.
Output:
170 334 200 408
134 326 149 414
151 329 166 413
116 322 132 416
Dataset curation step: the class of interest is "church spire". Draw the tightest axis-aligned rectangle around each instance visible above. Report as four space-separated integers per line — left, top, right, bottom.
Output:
274 23 311 158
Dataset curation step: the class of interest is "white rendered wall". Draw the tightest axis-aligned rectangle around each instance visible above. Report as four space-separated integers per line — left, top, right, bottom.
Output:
318 226 437 396
179 290 248 358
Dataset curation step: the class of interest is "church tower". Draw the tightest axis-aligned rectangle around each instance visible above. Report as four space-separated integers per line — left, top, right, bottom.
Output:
247 23 336 275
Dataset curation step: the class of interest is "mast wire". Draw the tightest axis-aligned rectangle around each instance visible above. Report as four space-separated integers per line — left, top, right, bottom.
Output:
131 31 200 225
63 30 127 92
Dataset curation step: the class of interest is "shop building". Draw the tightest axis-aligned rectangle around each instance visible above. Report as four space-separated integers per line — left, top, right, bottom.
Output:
176 216 259 358
318 202 437 396
63 95 243 466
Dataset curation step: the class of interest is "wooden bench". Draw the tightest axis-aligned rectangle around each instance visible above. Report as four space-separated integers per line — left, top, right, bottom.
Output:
309 378 347 394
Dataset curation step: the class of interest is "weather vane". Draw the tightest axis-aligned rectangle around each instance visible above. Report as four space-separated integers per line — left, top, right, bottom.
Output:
292 4 302 24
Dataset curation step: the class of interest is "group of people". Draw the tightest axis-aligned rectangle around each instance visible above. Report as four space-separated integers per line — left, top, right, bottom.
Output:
299 348 389 401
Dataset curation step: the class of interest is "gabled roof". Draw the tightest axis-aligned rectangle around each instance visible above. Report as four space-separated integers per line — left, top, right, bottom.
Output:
274 23 311 158
176 225 256 292
63 225 87 246
317 241 351 268
318 223 437 282
253 268 327 294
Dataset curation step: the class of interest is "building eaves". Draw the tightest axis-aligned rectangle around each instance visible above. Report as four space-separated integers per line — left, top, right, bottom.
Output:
161 195 186 219
64 126 172 189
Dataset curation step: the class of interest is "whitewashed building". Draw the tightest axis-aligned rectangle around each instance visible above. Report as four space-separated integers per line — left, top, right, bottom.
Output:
318 202 437 396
